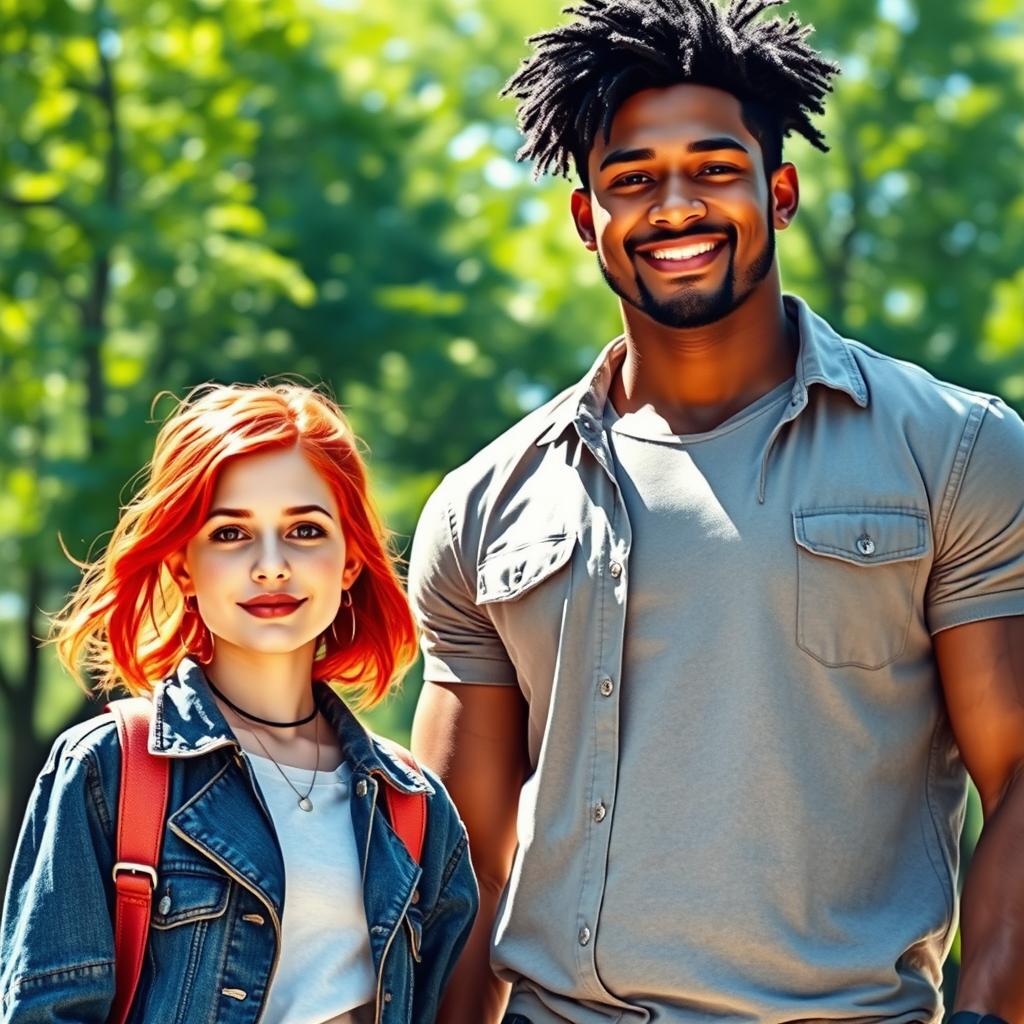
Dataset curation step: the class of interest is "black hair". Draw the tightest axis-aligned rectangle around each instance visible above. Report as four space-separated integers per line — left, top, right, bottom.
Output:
501 0 840 187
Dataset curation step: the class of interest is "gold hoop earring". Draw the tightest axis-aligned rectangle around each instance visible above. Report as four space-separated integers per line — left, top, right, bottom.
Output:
197 628 215 664
182 594 214 662
331 589 356 647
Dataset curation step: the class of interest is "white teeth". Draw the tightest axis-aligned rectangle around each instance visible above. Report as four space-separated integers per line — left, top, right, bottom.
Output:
650 241 719 260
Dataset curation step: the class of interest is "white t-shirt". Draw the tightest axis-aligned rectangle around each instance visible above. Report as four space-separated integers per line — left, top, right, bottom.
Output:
246 752 376 1024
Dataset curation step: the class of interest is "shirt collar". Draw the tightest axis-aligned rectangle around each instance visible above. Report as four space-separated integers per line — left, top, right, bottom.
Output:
149 657 430 795
536 294 867 447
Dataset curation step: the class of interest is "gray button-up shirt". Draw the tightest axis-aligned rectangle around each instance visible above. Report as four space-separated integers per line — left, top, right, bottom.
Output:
408 296 1024 1024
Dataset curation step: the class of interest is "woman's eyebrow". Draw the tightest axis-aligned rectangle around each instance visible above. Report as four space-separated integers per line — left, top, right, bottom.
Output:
204 504 334 521
206 507 251 520
284 504 334 519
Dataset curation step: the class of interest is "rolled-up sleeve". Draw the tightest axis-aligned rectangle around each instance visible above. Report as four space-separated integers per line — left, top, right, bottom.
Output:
927 398 1024 634
408 482 517 685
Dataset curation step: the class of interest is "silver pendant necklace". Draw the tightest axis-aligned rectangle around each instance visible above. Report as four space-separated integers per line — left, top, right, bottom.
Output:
247 713 320 812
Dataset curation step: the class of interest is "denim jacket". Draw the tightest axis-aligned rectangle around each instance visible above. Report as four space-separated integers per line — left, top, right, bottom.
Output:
0 659 478 1023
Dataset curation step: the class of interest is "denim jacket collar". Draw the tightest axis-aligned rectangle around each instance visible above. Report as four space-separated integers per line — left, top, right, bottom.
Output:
149 657 431 795
536 293 869 447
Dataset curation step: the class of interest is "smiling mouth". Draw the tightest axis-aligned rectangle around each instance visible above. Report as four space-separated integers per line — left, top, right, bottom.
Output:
238 597 308 619
636 237 728 274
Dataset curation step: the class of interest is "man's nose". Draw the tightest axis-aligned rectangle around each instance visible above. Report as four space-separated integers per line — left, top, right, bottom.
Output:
649 180 707 231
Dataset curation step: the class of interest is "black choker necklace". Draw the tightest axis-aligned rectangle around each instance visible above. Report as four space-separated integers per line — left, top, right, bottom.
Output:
205 675 318 728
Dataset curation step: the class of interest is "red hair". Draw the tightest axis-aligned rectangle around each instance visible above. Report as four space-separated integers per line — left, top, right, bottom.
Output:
50 383 418 705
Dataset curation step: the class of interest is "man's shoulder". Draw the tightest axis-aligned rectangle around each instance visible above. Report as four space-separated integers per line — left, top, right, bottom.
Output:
843 334 1001 424
434 380 578 501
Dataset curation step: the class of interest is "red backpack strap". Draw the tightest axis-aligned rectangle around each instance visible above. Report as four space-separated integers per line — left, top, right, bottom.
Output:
106 697 170 1024
378 739 428 865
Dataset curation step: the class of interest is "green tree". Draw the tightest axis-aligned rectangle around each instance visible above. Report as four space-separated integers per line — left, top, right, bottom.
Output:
1 0 1021 1004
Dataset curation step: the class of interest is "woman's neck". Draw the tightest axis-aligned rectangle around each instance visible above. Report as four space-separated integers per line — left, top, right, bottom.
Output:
204 639 318 723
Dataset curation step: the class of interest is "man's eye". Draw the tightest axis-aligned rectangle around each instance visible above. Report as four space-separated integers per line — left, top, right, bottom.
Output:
699 164 738 176
615 173 651 187
211 526 247 543
289 523 326 540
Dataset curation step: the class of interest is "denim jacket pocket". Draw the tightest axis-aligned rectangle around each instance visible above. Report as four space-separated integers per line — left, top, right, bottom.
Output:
476 533 575 605
793 507 930 669
150 870 231 929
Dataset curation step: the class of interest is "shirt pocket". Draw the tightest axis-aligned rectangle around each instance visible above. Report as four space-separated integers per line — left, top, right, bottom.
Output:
793 507 930 669
476 532 575 605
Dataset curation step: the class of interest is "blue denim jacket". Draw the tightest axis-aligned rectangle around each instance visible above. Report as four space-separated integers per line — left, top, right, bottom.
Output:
0 659 478 1023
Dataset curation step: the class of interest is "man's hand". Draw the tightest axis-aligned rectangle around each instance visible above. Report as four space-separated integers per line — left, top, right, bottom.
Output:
935 615 1024 1020
412 680 530 1024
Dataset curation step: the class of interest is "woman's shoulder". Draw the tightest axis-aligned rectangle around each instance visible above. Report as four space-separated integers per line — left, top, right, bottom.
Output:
368 733 464 829
44 710 123 774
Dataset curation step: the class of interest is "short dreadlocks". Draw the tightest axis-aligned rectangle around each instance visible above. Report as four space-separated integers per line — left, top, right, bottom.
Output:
502 0 840 187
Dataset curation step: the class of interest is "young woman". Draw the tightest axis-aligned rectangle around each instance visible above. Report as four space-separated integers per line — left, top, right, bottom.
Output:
0 383 478 1024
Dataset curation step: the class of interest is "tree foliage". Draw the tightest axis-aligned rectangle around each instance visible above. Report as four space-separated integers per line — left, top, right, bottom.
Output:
1 0 1021 999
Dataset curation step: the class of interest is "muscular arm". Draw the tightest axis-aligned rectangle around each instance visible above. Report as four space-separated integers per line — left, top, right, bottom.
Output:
412 681 530 1024
934 615 1024 1019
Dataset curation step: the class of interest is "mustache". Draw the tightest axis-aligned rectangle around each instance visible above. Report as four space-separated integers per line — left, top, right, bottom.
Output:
626 223 737 256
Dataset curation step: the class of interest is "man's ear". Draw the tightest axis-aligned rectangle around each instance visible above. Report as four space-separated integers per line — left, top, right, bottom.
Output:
771 162 799 229
570 188 598 251
165 550 194 597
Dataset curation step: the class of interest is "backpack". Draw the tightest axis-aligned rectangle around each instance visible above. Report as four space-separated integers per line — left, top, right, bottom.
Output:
105 696 427 1024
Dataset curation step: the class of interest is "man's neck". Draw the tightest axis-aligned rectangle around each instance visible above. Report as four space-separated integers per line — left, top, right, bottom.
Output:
610 277 797 435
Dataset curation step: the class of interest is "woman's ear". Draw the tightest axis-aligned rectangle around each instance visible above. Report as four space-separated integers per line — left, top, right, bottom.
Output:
165 550 194 597
341 553 364 592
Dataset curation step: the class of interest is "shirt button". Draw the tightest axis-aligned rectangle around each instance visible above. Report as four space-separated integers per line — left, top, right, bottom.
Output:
355 780 368 797
599 677 614 697
411 889 420 904
609 561 622 578
856 534 876 556
578 925 591 946
593 803 607 823
383 991 393 1003
158 895 172 915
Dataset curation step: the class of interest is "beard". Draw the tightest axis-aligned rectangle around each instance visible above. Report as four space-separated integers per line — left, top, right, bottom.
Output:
599 218 776 330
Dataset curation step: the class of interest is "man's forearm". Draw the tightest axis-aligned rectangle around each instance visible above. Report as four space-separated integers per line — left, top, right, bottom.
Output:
438 881 510 1024
956 765 1024 1019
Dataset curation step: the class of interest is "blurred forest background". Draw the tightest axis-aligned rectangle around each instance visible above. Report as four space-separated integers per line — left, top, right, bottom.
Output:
2 0 1022 1004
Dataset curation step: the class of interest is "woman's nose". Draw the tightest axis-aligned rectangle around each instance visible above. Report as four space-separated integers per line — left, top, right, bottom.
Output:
251 539 290 583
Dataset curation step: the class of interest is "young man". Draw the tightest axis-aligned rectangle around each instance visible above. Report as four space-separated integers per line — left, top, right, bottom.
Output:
409 2 1024 1022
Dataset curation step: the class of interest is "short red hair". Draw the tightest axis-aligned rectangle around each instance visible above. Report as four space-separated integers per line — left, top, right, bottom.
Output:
51 383 418 705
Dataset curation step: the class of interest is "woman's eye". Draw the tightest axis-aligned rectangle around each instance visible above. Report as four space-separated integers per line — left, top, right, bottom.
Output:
211 526 247 543
289 522 326 540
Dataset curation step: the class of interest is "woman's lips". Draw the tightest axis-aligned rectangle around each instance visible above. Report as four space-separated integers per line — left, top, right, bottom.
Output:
238 597 307 619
